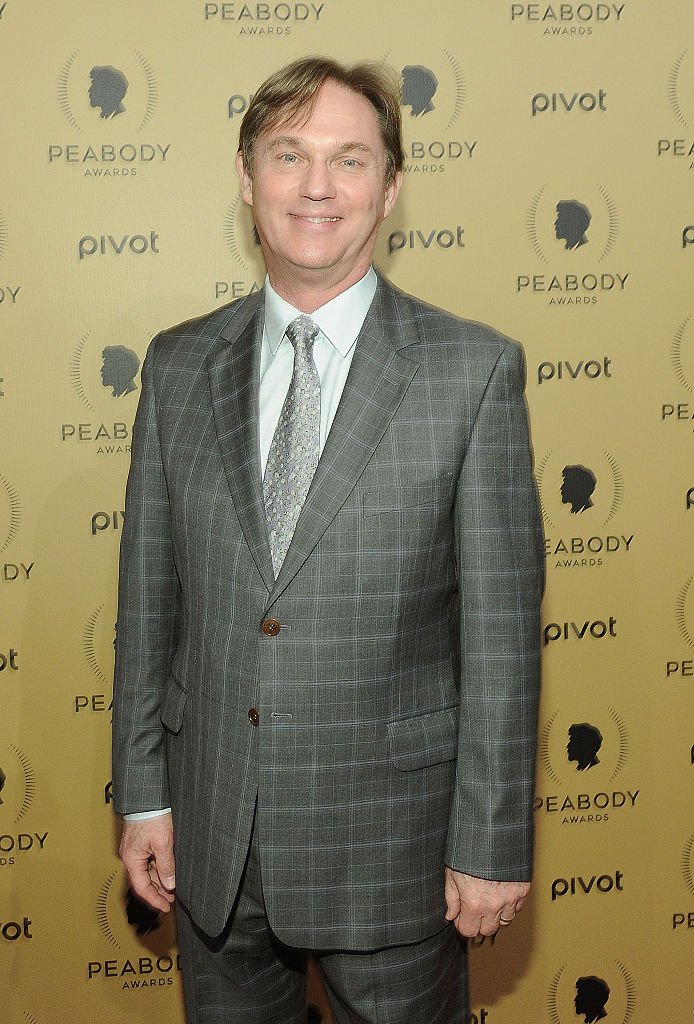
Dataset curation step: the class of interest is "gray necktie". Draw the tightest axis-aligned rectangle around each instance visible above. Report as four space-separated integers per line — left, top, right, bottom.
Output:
263 315 321 576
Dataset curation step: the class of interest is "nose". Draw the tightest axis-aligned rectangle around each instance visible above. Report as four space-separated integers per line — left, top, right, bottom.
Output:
301 160 337 202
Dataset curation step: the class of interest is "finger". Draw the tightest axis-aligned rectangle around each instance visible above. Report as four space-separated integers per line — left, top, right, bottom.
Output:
125 855 172 914
498 907 516 925
478 915 500 937
148 859 176 903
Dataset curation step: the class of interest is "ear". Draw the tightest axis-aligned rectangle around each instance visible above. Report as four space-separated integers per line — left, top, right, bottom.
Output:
236 151 253 206
383 170 403 218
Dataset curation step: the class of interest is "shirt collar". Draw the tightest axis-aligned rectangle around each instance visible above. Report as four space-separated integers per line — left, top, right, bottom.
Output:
263 267 377 357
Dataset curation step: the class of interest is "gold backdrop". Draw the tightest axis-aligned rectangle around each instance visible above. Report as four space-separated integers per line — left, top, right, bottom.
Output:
2 2 693 1021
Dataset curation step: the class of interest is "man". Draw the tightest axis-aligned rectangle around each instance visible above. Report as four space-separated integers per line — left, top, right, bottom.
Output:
113 56 544 1023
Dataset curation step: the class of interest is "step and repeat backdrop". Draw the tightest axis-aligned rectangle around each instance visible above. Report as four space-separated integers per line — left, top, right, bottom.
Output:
2 1 693 1021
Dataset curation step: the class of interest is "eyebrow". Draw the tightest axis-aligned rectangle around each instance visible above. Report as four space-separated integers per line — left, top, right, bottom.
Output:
265 136 376 158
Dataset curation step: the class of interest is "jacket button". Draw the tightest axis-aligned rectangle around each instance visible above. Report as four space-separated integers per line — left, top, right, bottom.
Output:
262 618 281 636
248 708 260 727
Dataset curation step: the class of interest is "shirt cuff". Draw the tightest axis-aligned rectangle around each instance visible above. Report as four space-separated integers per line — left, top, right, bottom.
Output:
123 808 172 821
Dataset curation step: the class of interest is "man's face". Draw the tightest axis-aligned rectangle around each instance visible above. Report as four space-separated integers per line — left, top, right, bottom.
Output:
236 80 402 296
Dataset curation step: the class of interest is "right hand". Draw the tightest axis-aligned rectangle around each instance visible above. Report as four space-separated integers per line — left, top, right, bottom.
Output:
119 813 176 914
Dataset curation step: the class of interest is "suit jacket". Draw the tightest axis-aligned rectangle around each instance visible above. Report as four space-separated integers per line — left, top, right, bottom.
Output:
112 273 544 949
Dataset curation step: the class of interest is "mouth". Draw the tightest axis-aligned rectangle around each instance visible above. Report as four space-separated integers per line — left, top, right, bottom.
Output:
290 215 341 224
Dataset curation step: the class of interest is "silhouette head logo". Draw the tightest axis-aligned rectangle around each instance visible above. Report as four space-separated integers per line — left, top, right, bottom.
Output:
561 465 597 514
575 976 609 1022
401 65 438 116
100 346 140 397
88 66 129 119
0 765 5 806
555 200 591 250
567 723 603 771
125 888 161 936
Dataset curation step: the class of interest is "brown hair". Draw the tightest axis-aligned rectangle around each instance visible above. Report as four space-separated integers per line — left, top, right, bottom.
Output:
238 56 404 185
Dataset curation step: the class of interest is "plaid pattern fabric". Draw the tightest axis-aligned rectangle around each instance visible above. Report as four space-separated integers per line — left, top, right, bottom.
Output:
112 274 544 947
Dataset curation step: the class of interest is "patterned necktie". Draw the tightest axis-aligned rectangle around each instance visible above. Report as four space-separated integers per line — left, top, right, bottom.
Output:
263 315 321 576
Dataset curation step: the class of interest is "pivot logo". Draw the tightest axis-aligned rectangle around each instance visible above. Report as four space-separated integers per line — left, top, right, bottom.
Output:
70 330 146 412
543 617 617 646
0 3 10 21
216 196 264 302
91 510 125 536
382 48 475 175
89 869 180 989
511 4 627 38
537 356 612 385
0 649 19 671
50 50 172 178
203 2 326 36
665 576 694 681
0 210 22 307
0 917 32 941
657 49 694 172
520 184 628 306
661 316 694 430
531 89 607 117
673 833 694 930
386 226 465 257
0 745 48 868
551 869 623 901
537 448 634 570
74 602 116 715
78 231 159 260
547 960 635 1024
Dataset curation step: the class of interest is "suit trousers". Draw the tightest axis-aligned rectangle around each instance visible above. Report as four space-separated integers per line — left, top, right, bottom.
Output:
175 812 469 1024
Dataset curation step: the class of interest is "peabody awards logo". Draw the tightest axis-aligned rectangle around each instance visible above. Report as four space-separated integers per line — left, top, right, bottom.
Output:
658 49 694 171
520 184 628 306
381 49 475 176
74 602 116 718
61 329 147 455
536 706 639 826
665 576 694 681
89 869 180 989
660 316 694 432
0 210 22 307
203 1 327 36
511 3 627 38
50 50 172 178
0 743 49 868
1 473 21 554
548 960 635 1024
537 448 633 570
216 196 265 302
673 833 694 931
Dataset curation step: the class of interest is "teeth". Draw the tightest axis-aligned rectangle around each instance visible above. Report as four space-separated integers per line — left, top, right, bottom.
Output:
299 216 339 223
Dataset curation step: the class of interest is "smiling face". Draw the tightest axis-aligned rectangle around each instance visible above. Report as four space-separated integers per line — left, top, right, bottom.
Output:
236 79 402 306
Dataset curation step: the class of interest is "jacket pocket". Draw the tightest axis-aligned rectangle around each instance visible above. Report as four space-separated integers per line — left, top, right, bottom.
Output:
362 475 453 517
160 675 187 734
388 706 459 771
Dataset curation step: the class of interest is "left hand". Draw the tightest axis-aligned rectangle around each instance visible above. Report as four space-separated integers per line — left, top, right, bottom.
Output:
444 868 529 938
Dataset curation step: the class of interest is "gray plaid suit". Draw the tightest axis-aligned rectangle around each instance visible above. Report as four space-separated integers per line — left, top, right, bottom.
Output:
112 273 544 951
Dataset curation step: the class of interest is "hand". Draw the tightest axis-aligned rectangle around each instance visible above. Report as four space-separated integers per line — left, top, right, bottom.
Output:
443 868 529 938
119 814 176 915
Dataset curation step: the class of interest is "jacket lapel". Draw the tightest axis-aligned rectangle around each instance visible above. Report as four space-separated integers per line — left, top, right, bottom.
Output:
207 292 275 592
268 279 420 604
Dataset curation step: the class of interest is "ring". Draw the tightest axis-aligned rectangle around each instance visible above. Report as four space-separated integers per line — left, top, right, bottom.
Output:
499 916 514 924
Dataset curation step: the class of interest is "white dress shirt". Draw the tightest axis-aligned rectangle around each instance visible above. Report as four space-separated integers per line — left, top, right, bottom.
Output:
124 268 377 821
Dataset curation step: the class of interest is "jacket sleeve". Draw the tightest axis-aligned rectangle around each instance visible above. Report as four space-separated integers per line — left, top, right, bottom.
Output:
111 339 182 815
445 339 544 881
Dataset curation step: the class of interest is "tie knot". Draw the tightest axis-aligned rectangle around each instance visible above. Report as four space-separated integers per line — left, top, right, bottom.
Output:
286 315 319 353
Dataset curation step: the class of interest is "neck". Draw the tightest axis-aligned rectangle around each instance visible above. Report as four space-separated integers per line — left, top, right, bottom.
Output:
266 263 372 313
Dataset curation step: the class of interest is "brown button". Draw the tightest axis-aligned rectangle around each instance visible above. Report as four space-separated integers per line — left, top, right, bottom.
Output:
262 618 281 636
248 708 260 727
